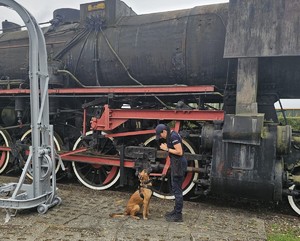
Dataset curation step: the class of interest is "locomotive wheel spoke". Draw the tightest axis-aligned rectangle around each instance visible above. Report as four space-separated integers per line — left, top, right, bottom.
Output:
0 129 11 174
20 129 62 180
72 131 120 190
288 184 300 215
144 135 199 200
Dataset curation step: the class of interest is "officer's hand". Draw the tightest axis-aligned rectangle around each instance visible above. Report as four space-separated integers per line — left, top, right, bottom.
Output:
160 143 168 151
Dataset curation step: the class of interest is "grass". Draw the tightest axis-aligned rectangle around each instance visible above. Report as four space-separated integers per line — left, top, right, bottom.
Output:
268 233 300 241
267 223 300 241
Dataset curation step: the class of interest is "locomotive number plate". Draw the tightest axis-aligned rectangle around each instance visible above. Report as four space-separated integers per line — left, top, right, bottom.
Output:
88 2 105 12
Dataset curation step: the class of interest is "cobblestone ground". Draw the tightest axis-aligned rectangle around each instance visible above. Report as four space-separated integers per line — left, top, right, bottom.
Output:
0 176 267 241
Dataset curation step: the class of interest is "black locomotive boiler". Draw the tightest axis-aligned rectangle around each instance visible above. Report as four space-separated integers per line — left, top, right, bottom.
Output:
0 0 300 215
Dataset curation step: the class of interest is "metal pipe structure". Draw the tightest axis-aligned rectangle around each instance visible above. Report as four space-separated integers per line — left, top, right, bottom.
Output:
0 0 60 215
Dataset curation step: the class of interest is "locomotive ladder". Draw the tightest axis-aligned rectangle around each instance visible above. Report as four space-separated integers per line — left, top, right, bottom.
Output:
0 0 61 215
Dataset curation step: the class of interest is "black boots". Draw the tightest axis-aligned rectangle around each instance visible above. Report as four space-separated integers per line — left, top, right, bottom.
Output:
165 210 176 217
165 211 183 222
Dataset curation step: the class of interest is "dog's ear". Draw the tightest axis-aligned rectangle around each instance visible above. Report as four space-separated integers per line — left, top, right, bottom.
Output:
146 167 152 174
135 166 143 176
138 169 145 177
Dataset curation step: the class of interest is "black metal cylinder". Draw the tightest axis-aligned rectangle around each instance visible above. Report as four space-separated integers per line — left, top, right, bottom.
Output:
64 4 230 87
53 8 80 25
15 97 25 112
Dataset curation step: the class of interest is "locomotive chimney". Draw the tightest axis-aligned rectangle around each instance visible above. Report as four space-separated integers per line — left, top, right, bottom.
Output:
2 20 21 33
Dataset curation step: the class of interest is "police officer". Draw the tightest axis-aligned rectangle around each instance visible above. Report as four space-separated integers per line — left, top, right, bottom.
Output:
155 124 187 222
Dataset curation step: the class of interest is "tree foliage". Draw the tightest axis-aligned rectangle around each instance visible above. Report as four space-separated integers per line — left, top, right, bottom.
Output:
278 116 300 131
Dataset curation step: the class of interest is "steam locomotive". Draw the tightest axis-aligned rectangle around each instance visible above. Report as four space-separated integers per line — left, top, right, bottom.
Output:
0 0 300 215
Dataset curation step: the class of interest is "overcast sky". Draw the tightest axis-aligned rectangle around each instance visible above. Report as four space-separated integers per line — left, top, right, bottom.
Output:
0 0 299 108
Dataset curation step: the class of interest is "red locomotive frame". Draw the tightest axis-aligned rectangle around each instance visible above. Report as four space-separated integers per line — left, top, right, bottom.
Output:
0 84 224 189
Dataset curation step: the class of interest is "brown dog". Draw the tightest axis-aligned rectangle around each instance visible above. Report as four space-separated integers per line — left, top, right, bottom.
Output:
109 169 152 220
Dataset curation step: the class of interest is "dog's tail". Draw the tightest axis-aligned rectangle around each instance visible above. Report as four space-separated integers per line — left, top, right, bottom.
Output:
109 212 125 218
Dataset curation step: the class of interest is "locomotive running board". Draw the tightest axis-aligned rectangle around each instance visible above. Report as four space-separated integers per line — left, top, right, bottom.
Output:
0 0 60 216
0 85 217 95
